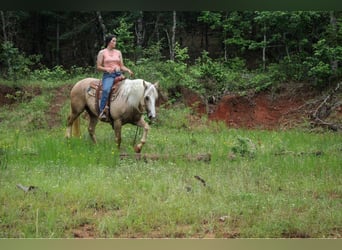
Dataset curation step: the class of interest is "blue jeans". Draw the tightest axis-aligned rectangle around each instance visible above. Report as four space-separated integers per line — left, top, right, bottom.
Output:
100 72 121 113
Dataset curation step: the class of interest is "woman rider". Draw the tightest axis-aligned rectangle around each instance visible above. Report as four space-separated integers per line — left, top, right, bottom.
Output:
96 34 133 121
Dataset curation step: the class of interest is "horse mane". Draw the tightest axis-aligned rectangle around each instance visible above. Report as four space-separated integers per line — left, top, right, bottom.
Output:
116 79 152 108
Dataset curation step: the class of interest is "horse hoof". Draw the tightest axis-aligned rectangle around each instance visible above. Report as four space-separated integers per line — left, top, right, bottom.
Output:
134 145 142 153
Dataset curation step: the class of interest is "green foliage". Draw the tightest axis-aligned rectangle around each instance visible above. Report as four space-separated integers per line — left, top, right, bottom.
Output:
225 57 246 71
31 65 68 81
222 11 253 55
140 41 165 62
0 41 94 84
0 41 42 81
303 38 342 85
190 51 228 94
136 43 277 95
113 19 134 55
198 11 222 29
28 65 94 84
194 51 225 83
136 42 197 91
231 136 256 158
246 73 273 92
164 43 196 90
269 56 306 82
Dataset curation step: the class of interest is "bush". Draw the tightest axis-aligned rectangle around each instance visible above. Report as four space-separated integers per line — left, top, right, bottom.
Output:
0 41 42 81
269 55 307 82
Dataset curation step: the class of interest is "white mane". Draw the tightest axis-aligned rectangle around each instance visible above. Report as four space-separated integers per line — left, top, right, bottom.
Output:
116 79 152 108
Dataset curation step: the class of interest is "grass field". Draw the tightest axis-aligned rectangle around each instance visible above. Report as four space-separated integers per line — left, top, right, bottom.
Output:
0 91 341 238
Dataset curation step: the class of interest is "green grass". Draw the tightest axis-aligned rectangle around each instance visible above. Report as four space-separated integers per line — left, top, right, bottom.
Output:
0 95 341 238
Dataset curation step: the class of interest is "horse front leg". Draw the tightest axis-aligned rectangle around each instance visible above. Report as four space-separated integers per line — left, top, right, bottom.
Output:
134 117 150 153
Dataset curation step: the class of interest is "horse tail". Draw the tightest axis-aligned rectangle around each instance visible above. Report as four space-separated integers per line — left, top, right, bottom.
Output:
72 116 81 137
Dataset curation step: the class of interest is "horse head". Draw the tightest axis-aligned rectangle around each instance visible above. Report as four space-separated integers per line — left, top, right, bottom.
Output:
143 81 159 120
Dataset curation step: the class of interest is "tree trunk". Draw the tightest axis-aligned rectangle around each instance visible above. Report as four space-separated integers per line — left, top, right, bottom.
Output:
56 19 60 65
329 11 338 74
150 13 161 43
262 23 266 70
165 11 177 61
96 11 107 45
135 11 144 61
283 32 290 61
170 11 177 61
0 11 7 42
205 24 209 51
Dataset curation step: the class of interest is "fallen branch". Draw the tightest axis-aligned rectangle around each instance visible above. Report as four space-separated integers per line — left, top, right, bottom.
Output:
119 153 211 162
16 183 38 193
274 150 323 157
311 117 341 131
310 82 341 131
194 175 207 187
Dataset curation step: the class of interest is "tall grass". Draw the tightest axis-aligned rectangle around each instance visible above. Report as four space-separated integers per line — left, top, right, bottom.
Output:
0 94 341 238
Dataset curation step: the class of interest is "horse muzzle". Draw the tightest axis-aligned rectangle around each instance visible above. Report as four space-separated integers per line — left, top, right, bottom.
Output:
148 113 156 120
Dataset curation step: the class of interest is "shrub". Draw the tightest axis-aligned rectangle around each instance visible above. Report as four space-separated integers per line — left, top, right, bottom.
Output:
0 41 42 81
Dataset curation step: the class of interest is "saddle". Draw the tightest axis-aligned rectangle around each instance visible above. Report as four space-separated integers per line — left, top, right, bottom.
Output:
87 75 126 119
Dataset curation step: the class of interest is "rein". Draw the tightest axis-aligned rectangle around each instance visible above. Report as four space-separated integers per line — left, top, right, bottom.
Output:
133 126 141 146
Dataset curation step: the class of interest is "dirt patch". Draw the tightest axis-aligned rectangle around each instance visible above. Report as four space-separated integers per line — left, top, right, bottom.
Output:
178 86 207 114
0 84 42 105
72 223 96 238
46 84 72 128
0 85 18 105
208 91 305 129
0 83 71 128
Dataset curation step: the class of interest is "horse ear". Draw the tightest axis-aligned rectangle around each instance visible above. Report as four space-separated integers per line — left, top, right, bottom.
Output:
143 80 147 89
154 81 159 89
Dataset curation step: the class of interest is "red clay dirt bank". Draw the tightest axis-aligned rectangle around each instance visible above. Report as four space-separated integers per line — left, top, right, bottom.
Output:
177 84 341 130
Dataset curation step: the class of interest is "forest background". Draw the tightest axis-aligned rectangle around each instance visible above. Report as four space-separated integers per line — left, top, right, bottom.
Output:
0 11 341 94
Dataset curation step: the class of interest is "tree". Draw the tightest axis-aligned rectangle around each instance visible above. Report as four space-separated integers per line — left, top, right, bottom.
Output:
114 18 134 56
165 11 177 61
135 11 144 61
96 11 107 45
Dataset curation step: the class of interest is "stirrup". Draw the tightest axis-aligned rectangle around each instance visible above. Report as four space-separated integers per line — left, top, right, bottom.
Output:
99 106 109 121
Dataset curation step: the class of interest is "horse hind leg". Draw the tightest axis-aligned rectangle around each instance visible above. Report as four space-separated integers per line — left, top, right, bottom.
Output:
87 112 99 143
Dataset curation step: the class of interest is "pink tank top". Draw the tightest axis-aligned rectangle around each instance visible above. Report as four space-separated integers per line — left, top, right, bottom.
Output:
103 49 122 69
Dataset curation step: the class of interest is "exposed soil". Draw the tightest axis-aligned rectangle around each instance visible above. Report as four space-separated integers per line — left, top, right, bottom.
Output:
46 84 73 128
0 82 341 130
0 84 42 105
176 84 341 130
0 84 18 105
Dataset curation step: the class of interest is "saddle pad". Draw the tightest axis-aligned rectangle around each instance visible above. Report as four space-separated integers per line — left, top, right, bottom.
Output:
87 80 122 101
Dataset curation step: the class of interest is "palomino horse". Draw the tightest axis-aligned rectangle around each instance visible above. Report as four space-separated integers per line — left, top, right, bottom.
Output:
65 77 159 153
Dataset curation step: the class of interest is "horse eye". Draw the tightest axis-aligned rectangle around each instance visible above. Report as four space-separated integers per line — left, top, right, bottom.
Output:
145 96 150 101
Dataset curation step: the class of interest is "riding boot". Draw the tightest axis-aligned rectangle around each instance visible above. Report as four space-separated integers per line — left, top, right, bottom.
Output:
99 106 109 121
